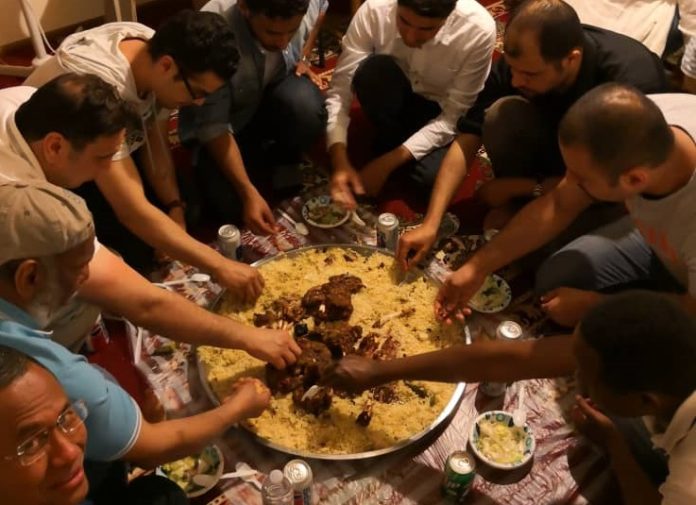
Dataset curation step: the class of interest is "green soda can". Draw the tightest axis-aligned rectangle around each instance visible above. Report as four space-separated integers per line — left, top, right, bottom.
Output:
442 450 476 502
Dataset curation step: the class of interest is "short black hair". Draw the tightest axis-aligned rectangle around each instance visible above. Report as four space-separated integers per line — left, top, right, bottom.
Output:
245 0 310 18
504 0 584 63
579 291 696 399
0 345 31 389
148 10 239 81
397 0 457 18
15 73 140 151
559 83 674 181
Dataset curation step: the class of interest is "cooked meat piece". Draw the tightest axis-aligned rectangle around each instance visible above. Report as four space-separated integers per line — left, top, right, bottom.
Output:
374 335 400 361
342 253 355 263
271 297 305 322
357 333 379 358
372 385 398 403
356 403 373 427
328 273 365 294
301 286 326 312
296 338 332 372
292 386 333 416
404 381 429 399
266 364 304 395
322 287 353 321
266 339 332 395
253 311 276 327
318 322 362 358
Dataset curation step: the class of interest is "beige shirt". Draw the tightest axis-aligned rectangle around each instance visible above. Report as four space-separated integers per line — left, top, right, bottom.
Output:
650 391 696 505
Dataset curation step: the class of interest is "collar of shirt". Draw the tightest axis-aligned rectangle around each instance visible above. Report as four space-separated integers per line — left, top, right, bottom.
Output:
0 297 42 330
652 390 696 455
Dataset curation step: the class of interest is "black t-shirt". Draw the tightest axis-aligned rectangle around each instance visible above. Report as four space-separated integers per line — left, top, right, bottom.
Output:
457 25 669 136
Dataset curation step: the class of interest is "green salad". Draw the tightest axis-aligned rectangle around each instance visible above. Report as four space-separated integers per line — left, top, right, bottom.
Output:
160 445 221 494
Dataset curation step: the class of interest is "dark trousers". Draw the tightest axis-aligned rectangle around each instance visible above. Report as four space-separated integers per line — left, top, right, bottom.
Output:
352 54 449 187
194 74 326 222
74 151 159 273
481 95 566 179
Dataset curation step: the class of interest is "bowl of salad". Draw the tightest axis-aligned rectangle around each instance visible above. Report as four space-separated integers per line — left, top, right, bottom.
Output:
469 411 535 470
468 274 512 313
301 195 350 228
159 444 224 498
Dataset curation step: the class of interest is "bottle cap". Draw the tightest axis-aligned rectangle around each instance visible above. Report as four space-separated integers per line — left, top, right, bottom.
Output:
270 469 284 484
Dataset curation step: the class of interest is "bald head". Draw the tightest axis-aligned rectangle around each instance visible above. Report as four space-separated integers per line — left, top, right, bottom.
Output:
559 83 674 180
504 0 583 63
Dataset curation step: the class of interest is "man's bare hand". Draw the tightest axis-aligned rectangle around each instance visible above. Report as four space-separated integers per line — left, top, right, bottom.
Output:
295 60 323 87
397 224 438 271
222 377 271 419
321 354 380 392
243 191 278 235
541 287 604 327
245 327 302 369
435 264 483 323
214 260 265 304
330 163 365 211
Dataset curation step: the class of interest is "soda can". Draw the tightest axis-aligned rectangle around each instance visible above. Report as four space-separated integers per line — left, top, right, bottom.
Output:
283 459 313 505
376 213 399 251
496 320 523 341
480 321 523 397
442 450 476 502
217 224 242 260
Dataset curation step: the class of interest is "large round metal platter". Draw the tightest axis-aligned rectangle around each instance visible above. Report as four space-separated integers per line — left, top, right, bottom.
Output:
197 244 466 460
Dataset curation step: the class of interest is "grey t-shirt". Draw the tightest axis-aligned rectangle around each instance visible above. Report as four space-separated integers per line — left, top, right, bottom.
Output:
625 93 696 294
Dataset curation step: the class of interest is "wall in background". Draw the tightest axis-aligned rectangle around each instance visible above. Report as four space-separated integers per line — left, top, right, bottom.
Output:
0 0 158 47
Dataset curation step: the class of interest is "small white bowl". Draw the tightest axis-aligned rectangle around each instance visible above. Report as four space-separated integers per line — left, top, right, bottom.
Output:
301 195 350 228
159 444 224 498
469 410 535 470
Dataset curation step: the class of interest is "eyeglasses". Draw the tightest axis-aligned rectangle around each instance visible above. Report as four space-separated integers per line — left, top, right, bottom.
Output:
176 62 207 101
4 400 88 466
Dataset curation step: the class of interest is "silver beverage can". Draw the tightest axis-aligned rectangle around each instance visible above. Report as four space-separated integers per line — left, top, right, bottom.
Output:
283 459 313 505
217 224 242 260
496 320 523 341
376 213 399 251
481 321 524 397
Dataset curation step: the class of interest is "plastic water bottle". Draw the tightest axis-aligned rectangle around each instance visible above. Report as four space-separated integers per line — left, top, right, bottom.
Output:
261 469 294 505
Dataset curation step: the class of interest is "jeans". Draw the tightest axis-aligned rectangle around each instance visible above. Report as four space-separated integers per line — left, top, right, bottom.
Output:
195 73 326 221
482 95 565 179
535 216 685 295
352 54 449 187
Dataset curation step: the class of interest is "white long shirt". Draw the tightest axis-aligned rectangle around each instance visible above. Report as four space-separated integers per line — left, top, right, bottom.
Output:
325 0 496 160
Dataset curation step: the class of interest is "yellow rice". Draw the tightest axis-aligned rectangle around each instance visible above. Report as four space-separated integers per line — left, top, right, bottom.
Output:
197 247 461 454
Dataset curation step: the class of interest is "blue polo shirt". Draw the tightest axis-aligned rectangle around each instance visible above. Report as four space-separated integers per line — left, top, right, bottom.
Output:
0 298 141 461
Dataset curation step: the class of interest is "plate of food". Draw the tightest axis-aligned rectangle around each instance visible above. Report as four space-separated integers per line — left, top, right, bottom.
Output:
159 444 224 498
301 195 350 228
198 245 466 460
469 411 535 470
468 274 512 313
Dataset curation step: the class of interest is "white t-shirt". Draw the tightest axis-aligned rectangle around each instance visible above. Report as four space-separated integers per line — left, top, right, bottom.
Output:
24 22 159 160
565 0 696 55
625 93 696 295
649 391 696 505
0 85 101 350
